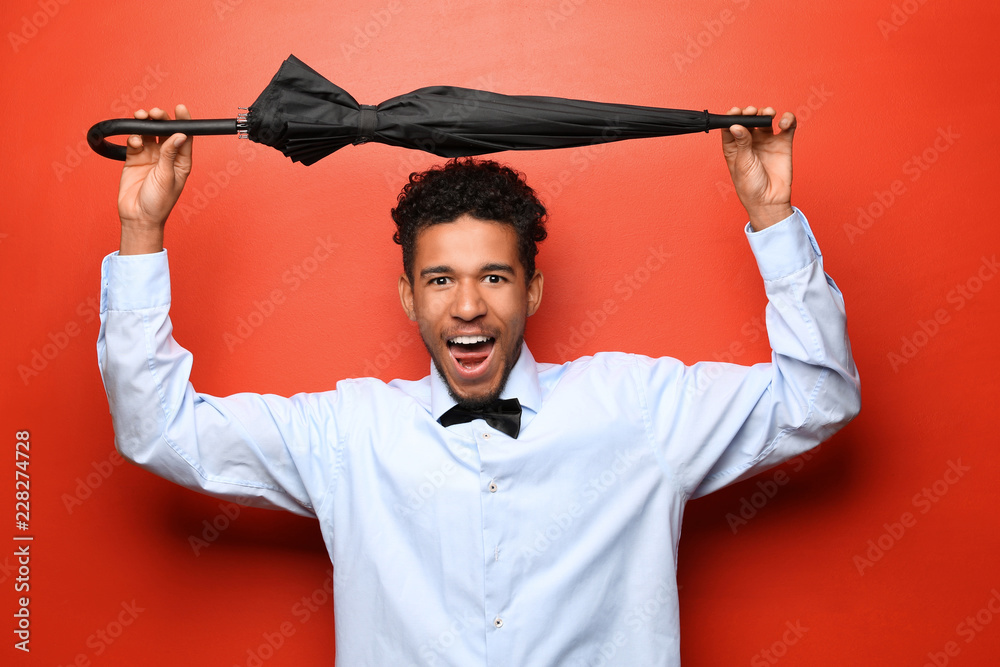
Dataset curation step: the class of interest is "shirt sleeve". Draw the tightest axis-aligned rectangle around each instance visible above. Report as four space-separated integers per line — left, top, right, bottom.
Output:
635 208 861 499
96 250 339 517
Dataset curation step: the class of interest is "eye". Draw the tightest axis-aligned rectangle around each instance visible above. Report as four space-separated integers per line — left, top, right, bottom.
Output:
485 275 505 284
430 276 450 286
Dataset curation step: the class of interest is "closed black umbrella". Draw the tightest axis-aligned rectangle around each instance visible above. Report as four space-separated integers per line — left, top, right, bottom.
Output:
87 54 771 165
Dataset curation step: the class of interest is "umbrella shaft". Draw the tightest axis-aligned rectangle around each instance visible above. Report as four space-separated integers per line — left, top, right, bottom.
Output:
706 114 774 131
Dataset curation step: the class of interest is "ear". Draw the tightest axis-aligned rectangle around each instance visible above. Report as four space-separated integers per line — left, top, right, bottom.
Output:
398 274 416 321
526 270 544 317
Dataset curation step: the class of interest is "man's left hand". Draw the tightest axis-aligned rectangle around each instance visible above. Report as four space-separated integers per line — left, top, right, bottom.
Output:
722 106 795 231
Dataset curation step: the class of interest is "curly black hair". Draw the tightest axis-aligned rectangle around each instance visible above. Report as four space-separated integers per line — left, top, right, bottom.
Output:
391 158 547 285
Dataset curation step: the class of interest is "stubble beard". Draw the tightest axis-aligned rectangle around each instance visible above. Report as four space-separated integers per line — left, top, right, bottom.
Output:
424 332 524 411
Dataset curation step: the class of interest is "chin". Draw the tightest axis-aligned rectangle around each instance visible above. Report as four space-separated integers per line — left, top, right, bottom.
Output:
425 332 522 409
451 384 504 411
438 365 502 409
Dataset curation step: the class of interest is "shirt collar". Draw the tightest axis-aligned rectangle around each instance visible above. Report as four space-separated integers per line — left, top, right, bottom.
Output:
430 343 542 421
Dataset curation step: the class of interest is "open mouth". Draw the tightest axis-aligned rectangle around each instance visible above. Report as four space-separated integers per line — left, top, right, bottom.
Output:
447 335 496 379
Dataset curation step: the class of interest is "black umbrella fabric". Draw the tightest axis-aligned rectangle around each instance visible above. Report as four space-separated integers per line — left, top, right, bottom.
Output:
88 54 772 165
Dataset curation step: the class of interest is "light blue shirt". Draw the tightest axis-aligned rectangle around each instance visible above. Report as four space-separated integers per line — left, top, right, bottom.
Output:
97 208 859 666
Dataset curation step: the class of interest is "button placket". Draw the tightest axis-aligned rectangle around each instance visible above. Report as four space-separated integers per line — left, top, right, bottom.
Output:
478 429 513 660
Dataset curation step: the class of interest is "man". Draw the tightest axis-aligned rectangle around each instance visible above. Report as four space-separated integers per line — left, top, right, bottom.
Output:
98 103 859 666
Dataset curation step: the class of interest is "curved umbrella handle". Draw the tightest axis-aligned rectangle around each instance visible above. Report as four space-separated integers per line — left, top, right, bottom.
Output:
705 114 775 131
86 119 239 161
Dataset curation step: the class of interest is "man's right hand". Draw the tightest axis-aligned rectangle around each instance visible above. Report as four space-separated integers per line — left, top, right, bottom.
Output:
118 104 192 255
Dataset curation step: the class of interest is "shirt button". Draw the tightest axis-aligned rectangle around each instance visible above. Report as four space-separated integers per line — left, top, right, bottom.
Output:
494 617 503 628
482 433 490 439
489 481 498 493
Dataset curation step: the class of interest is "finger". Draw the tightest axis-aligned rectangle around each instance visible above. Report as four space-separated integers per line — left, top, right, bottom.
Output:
754 106 777 136
124 133 145 160
157 132 186 181
721 106 743 146
171 133 191 177
133 108 159 153
722 124 741 147
778 111 797 132
729 124 752 143
174 104 193 165
148 107 171 145
737 106 767 136
722 121 750 170
729 121 756 171
775 111 796 150
127 107 145 155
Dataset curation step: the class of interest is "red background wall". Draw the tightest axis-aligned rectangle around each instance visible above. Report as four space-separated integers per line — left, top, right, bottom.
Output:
2 1 998 665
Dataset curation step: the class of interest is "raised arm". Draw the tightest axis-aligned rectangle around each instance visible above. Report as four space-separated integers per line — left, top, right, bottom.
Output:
640 106 860 498
97 106 335 516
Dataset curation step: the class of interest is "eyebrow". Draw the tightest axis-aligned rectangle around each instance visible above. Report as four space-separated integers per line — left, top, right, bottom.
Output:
481 262 516 275
420 265 452 278
419 262 517 278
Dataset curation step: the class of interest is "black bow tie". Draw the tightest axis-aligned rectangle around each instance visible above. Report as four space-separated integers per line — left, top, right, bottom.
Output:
439 398 522 439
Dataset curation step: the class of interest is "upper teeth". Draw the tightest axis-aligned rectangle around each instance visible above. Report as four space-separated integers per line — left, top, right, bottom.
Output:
450 335 491 344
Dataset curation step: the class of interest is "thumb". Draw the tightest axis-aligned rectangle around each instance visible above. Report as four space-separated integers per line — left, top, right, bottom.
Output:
156 133 188 182
729 125 757 172
158 133 186 164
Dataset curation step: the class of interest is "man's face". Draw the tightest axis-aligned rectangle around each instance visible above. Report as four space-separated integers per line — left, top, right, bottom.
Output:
399 214 543 408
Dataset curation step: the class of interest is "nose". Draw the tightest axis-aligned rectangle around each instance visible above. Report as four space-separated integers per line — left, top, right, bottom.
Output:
450 278 487 321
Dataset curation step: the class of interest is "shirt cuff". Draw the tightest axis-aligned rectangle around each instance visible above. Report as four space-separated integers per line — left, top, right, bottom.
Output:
100 249 171 313
744 207 822 281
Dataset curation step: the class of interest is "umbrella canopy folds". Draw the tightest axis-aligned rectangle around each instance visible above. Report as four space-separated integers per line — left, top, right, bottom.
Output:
87 54 772 165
